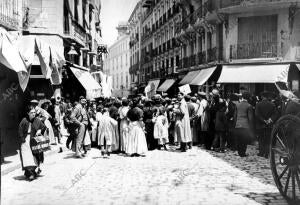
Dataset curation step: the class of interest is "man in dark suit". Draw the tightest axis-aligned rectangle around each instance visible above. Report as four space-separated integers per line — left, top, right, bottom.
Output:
255 92 279 158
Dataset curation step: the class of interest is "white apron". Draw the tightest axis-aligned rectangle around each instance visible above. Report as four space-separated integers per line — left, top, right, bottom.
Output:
20 123 37 169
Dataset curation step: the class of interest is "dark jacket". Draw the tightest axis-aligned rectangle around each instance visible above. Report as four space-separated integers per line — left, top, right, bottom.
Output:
255 99 279 129
226 100 237 129
215 108 227 131
235 100 254 129
19 117 47 143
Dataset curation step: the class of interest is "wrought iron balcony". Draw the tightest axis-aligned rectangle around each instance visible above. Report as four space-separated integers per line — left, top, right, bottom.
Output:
0 0 19 30
64 20 87 46
219 0 292 12
230 42 278 60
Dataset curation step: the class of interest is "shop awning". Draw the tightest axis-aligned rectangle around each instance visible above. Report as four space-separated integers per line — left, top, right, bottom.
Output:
16 35 65 85
157 79 176 92
217 64 291 83
179 70 201 85
190 66 217 85
0 28 28 91
70 66 102 99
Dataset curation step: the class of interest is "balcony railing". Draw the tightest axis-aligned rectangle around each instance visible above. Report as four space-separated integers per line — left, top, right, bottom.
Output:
220 0 287 8
0 0 20 30
177 5 204 34
64 20 87 45
230 42 278 60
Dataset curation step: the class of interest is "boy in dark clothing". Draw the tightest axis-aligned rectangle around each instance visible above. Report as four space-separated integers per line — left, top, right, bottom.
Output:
212 101 227 152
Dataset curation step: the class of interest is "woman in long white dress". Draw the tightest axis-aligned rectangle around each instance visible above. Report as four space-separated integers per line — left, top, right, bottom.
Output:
119 99 130 152
125 107 148 156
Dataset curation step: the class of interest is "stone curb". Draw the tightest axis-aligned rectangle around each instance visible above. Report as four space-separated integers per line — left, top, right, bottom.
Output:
1 145 63 176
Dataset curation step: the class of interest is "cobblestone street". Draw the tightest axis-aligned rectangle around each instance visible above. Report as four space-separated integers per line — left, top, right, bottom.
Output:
1 145 289 205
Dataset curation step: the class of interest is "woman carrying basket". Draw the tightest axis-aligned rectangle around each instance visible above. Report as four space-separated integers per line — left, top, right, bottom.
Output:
19 106 47 181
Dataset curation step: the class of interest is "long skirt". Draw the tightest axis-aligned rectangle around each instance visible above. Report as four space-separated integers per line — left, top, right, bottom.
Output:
20 134 37 170
120 119 129 151
125 123 148 155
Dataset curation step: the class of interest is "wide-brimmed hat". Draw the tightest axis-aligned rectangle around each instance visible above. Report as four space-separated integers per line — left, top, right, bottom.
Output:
30 99 39 104
211 89 219 96
198 91 206 96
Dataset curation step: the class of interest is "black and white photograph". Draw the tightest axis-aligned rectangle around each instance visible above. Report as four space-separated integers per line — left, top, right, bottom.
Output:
1 0 300 204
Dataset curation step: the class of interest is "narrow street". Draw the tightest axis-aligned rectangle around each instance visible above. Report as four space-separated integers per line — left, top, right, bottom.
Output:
1 146 288 205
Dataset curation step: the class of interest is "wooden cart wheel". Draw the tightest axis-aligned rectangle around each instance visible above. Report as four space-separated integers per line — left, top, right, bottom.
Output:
270 115 300 203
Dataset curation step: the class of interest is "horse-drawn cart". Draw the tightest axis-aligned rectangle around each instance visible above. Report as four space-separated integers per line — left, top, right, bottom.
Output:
270 86 300 203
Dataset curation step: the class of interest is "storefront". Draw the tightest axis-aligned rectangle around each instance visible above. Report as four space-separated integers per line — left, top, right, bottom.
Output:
62 64 102 101
179 66 221 94
217 63 300 96
0 28 28 156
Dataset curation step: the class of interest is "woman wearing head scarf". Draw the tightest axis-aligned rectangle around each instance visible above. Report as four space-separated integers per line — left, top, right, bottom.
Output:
19 106 47 181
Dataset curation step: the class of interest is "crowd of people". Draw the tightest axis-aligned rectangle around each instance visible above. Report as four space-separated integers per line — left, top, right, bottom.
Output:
18 88 300 181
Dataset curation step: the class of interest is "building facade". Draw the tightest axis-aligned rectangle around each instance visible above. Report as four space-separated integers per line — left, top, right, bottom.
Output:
103 22 131 98
21 0 103 100
0 0 26 156
128 1 142 94
130 0 300 96
140 0 181 96
0 0 103 156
